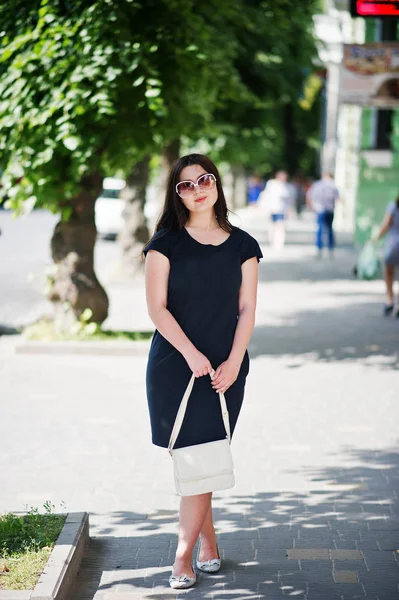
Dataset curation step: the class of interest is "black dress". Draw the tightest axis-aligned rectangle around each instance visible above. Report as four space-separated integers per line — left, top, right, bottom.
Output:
143 226 263 449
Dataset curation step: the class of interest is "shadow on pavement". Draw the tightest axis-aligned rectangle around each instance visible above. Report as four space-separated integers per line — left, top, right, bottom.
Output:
259 249 368 289
249 300 399 370
0 323 21 336
71 444 399 600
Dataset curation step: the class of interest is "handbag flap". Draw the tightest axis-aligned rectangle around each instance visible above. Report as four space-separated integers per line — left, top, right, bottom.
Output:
172 439 233 483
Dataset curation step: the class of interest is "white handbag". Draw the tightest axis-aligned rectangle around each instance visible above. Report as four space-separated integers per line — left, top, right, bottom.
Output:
168 371 235 496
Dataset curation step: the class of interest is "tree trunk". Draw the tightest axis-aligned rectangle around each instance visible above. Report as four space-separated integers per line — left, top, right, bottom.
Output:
283 103 306 175
156 139 181 218
164 138 180 168
231 164 247 209
118 156 150 275
49 171 109 326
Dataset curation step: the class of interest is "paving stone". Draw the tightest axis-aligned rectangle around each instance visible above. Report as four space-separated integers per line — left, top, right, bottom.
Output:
307 581 366 598
332 559 367 574
277 569 308 582
333 569 358 583
375 536 399 551
287 548 330 560
330 549 363 560
359 572 399 586
335 539 365 549
359 582 399 600
297 526 341 537
357 531 399 549
294 536 338 549
368 519 399 531
361 549 399 571
327 519 370 531
360 504 393 516
365 595 399 600
257 581 305 598
355 539 379 550
335 530 363 541
2 215 399 600
306 594 341 600
256 525 299 540
104 595 143 600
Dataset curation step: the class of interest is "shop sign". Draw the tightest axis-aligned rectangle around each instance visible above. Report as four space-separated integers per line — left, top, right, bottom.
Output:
341 43 399 107
351 0 399 17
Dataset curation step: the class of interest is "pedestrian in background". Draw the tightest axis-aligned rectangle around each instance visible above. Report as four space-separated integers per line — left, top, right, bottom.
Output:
258 170 292 250
144 154 262 589
375 195 399 317
306 172 339 257
247 175 264 205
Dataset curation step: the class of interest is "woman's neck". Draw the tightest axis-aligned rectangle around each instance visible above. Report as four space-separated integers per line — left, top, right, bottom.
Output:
186 210 219 231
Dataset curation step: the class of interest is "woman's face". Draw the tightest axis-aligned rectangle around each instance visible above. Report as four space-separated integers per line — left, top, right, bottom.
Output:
177 164 218 214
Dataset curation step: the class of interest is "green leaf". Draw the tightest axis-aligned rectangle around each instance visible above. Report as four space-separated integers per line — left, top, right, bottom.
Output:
133 75 145 87
80 308 93 323
145 88 160 98
63 136 79 151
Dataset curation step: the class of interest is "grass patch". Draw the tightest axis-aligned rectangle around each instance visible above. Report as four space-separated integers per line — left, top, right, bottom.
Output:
0 503 66 591
23 318 153 342
0 547 54 591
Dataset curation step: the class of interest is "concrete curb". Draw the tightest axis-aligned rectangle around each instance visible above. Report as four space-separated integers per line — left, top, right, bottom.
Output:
13 339 151 356
0 512 89 600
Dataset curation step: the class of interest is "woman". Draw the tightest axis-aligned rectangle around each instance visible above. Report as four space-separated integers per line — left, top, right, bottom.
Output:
143 154 262 589
375 196 399 317
258 170 291 250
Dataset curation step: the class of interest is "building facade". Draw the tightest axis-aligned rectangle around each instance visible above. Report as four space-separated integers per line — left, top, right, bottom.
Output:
316 0 399 243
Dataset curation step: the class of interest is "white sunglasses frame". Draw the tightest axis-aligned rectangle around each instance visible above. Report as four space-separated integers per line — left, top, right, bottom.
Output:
175 173 217 198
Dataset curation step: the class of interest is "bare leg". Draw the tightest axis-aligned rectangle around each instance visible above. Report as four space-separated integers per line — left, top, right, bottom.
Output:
173 492 212 577
396 268 399 307
384 265 395 305
268 219 275 246
274 221 286 251
198 497 218 561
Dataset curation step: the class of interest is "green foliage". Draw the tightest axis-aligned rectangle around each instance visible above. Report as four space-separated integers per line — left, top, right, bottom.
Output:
23 317 153 341
0 0 253 215
0 502 66 557
198 0 322 175
0 0 322 216
0 502 66 591
0 1 155 213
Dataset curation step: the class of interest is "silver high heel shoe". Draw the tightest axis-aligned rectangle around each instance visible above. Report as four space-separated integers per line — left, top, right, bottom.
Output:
169 565 197 589
196 543 221 573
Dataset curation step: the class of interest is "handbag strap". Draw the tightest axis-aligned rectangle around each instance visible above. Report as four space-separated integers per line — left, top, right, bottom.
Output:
168 370 231 454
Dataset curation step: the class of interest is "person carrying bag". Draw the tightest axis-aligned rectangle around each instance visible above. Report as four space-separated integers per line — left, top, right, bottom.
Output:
144 154 262 589
374 196 399 316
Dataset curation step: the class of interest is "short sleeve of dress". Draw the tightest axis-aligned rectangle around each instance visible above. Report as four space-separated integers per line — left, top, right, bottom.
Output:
240 232 263 265
143 229 170 258
387 202 396 217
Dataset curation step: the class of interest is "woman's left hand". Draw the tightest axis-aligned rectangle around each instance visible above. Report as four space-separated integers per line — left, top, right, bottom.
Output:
211 359 241 394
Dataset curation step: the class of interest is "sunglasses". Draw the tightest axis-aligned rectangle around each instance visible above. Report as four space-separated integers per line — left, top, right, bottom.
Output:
175 173 217 198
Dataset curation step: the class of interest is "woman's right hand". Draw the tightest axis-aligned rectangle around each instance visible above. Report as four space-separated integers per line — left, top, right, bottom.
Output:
184 348 213 378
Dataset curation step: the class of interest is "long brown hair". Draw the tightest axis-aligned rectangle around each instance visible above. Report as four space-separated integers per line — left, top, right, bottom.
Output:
155 154 233 234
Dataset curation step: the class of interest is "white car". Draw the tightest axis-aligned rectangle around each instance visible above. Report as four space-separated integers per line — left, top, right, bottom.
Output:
95 177 125 239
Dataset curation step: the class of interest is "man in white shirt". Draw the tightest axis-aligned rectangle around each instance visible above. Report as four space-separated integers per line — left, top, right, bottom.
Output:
259 170 293 250
307 173 339 256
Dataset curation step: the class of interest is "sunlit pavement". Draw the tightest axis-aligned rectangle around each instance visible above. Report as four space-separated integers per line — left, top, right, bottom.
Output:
1 209 398 599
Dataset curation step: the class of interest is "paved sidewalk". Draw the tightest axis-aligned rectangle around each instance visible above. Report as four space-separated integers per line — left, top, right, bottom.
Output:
1 211 399 599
